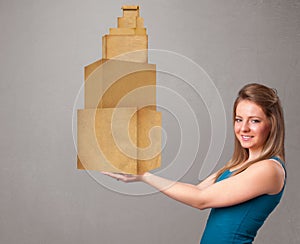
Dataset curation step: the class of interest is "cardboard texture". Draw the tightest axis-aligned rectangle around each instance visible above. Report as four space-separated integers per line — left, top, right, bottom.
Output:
84 59 157 110
77 108 161 174
102 35 148 62
77 5 162 174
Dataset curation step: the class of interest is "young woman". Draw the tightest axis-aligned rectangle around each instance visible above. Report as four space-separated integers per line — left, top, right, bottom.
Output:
103 83 286 243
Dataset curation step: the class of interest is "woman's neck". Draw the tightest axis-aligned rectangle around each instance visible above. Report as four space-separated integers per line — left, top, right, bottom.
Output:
248 148 263 161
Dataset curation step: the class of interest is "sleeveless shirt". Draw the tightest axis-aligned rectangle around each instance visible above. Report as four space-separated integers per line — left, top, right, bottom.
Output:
200 156 286 244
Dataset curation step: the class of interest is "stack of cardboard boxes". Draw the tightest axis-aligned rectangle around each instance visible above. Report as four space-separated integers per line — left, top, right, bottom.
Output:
77 6 162 174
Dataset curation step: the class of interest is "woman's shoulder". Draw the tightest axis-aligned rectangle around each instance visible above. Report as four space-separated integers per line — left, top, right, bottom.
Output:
252 156 284 170
247 157 286 194
248 158 285 176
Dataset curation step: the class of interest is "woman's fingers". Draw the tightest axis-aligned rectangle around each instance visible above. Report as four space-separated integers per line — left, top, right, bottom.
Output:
101 171 140 182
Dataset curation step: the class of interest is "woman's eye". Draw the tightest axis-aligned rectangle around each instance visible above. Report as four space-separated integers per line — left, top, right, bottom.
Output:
251 119 260 123
235 118 242 122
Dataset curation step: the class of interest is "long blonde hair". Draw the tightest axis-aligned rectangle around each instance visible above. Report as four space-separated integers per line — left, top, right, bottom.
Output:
215 83 285 181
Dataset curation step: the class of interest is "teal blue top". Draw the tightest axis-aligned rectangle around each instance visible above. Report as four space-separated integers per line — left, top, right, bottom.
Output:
200 157 286 244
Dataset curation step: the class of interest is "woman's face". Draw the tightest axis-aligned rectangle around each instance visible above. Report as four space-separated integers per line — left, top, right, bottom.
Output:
234 100 271 154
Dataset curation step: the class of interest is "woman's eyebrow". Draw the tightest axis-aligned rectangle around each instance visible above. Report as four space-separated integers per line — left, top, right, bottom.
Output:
235 115 263 119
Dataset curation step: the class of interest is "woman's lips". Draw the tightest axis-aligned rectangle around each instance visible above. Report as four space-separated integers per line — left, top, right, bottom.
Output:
241 135 254 141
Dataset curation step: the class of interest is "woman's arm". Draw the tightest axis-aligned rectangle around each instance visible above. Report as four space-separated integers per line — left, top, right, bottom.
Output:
102 159 285 210
102 171 203 208
141 172 207 209
196 172 218 190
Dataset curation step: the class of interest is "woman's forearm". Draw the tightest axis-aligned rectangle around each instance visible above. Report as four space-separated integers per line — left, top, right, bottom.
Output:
141 172 205 209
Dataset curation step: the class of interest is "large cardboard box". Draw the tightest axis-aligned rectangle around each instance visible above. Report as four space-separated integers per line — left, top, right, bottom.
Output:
77 108 161 174
84 59 156 111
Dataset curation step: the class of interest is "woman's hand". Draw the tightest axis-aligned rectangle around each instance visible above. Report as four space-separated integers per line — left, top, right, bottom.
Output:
101 171 147 183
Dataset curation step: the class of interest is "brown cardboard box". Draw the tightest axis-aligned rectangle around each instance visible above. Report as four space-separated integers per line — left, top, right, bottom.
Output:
84 59 156 111
102 35 148 63
77 108 161 174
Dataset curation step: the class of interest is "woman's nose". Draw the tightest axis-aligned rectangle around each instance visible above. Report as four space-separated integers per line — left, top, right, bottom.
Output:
241 121 250 132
